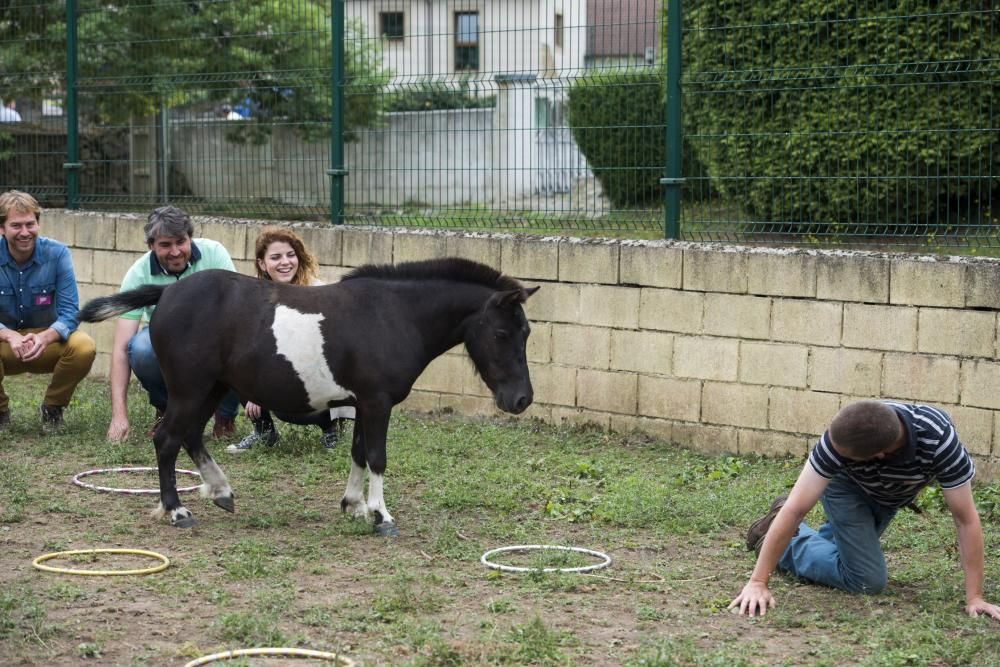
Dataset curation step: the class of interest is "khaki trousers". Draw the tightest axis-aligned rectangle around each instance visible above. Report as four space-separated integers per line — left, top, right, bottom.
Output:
0 328 97 411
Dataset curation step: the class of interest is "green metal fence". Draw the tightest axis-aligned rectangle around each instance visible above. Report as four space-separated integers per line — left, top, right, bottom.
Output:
1 1 997 248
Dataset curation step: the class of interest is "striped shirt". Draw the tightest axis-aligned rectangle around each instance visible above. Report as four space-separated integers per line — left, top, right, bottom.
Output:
808 402 975 509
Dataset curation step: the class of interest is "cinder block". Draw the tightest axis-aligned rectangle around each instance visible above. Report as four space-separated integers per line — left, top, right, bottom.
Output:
882 353 960 404
771 299 842 346
524 282 580 323
233 259 255 277
69 248 94 284
42 211 75 246
559 240 619 284
579 285 640 328
393 232 448 263
529 363 577 407
703 293 771 340
399 390 441 414
809 347 883 396
816 253 890 303
769 387 841 436
965 262 1000 309
445 234 502 268
673 336 739 381
317 265 351 284
527 322 552 363
843 304 918 352
501 238 559 280
413 354 475 393
747 251 817 297
637 375 701 421
93 250 144 286
341 228 393 266
115 216 147 252
672 422 738 455
890 258 965 307
577 369 637 414
917 308 996 359
294 224 343 267
949 405 993 457
199 221 248 261
960 360 1000 410
439 394 500 417
610 415 673 444
88 352 110 378
702 382 769 428
682 247 748 294
739 341 809 388
552 407 610 430
620 243 682 288
611 329 672 375
73 214 117 250
738 429 810 457
638 288 703 333
550 324 610 369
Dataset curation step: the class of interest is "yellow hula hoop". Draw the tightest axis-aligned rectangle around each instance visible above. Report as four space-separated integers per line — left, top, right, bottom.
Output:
32 548 170 576
183 647 357 667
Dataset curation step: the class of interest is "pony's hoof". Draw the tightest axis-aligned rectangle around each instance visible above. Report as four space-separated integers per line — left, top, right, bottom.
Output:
374 521 399 537
213 495 236 513
172 515 196 528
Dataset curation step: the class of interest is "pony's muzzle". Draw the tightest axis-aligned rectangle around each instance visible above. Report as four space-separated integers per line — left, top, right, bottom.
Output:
497 389 533 414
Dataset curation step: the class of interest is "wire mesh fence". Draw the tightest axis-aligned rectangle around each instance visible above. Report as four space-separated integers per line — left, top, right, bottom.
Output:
0 1 997 248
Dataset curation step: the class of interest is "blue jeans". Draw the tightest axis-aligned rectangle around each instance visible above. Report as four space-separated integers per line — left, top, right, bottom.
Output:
128 328 239 419
778 474 897 594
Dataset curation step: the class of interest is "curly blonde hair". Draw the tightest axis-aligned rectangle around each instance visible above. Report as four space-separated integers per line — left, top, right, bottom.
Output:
254 226 319 286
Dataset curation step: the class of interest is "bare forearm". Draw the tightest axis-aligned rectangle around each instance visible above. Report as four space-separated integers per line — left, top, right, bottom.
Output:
955 516 986 605
749 511 802 584
109 348 131 417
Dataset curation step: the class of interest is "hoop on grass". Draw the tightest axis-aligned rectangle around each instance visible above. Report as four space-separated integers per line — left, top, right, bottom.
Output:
32 548 170 576
480 544 612 574
182 647 357 667
72 466 201 495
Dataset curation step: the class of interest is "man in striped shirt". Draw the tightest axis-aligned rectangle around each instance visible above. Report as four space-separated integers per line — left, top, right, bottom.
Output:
729 400 1000 621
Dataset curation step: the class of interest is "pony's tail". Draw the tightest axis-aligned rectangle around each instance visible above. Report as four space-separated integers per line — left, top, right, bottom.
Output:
78 284 168 322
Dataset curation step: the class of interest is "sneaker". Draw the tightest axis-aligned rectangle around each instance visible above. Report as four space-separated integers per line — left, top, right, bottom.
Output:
746 495 790 553
320 429 339 452
226 428 279 454
145 407 165 438
39 404 64 434
212 413 236 439
0 409 10 433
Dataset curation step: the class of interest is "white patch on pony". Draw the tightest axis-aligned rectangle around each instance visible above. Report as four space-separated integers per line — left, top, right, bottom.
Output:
366 472 394 525
342 461 368 520
272 305 355 411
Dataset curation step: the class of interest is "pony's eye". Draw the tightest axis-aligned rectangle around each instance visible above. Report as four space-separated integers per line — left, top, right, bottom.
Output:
495 330 509 341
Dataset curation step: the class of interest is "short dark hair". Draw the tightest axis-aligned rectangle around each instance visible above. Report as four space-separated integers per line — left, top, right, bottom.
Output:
829 400 903 459
145 206 194 245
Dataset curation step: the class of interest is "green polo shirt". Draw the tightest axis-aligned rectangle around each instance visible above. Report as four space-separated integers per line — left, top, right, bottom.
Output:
119 238 236 323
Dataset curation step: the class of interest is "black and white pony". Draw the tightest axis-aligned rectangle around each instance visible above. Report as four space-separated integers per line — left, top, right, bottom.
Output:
80 258 538 535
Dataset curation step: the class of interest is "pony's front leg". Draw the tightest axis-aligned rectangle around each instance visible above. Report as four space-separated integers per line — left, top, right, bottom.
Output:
339 403 397 536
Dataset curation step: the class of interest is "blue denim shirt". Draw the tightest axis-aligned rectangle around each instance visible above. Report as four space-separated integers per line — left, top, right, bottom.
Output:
0 236 80 341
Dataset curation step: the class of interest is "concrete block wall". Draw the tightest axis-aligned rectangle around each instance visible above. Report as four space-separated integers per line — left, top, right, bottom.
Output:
49 212 1000 476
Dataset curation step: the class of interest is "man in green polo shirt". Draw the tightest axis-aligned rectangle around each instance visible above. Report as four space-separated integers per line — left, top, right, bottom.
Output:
105 205 240 441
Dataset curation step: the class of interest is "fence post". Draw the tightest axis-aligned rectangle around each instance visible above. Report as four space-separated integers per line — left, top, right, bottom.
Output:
327 0 347 225
661 0 683 239
64 0 81 209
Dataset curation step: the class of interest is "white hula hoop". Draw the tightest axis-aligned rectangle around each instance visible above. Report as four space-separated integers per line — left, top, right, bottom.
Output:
480 544 612 574
182 647 356 667
72 467 202 495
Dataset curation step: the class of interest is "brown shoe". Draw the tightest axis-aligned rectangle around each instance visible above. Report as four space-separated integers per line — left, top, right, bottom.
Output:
145 408 165 438
212 413 236 439
746 495 789 553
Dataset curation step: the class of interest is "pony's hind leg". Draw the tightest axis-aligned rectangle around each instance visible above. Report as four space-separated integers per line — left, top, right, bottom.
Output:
183 385 235 513
152 423 196 528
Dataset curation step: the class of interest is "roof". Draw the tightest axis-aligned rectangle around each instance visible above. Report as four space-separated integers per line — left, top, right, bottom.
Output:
587 0 661 57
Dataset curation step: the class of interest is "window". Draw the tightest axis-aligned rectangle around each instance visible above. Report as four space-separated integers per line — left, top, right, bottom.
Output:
554 13 564 49
455 12 479 71
380 12 404 40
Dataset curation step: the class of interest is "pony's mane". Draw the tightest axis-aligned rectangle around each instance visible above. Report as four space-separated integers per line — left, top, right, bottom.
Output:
342 257 523 292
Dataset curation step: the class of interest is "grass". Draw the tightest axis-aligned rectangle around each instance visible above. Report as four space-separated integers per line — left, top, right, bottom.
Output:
0 375 998 665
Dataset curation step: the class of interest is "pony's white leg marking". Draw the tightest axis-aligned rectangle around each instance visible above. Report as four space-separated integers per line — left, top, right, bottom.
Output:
366 472 394 525
271 305 355 411
195 459 232 501
343 460 368 520
151 501 192 525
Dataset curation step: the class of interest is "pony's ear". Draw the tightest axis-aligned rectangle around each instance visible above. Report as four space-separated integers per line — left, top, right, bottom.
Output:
522 286 540 299
490 286 540 308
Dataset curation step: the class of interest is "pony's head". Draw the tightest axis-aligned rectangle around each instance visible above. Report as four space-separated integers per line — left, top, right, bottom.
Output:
465 285 539 414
